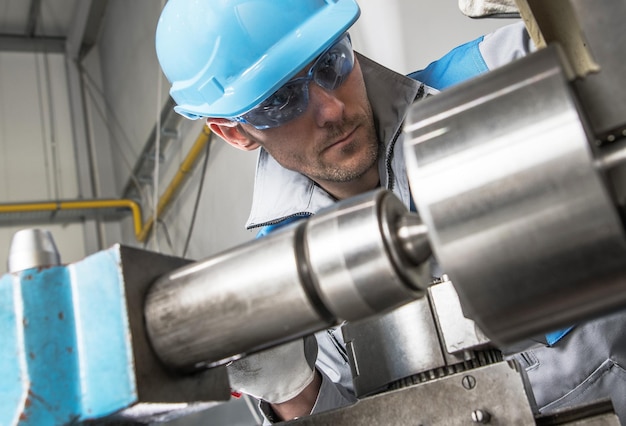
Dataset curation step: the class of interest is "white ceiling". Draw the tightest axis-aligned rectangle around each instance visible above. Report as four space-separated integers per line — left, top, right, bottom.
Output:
0 0 106 56
0 0 77 37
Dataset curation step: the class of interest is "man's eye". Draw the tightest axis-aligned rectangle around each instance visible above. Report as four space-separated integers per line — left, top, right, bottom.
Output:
318 53 337 71
263 85 299 110
271 91 292 107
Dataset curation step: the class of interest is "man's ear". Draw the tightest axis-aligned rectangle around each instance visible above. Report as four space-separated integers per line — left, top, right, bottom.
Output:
206 118 260 151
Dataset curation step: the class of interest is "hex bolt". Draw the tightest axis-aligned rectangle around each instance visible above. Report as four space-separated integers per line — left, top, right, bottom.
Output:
471 409 492 423
461 374 476 390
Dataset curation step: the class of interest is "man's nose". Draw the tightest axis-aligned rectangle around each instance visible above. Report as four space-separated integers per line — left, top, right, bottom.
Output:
308 82 345 127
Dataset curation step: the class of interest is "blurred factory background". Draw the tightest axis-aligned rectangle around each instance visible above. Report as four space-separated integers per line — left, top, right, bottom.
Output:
0 0 508 269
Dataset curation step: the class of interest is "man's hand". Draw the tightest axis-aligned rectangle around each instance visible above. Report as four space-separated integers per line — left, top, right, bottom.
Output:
227 335 318 405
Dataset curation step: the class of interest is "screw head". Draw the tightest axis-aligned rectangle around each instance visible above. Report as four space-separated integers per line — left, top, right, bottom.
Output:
462 374 476 390
471 409 491 423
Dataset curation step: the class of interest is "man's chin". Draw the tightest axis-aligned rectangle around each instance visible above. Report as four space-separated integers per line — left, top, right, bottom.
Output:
316 163 374 184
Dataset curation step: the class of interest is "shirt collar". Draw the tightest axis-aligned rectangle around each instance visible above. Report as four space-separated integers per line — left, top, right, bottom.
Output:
245 54 426 229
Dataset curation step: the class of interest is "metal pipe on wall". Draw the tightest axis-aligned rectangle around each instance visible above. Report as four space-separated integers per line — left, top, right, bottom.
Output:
0 126 211 243
0 199 143 239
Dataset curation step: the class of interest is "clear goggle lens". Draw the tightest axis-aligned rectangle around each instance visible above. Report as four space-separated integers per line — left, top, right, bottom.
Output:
234 33 354 130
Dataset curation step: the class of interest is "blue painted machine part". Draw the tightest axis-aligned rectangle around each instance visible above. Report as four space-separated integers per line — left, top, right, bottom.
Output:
0 247 137 425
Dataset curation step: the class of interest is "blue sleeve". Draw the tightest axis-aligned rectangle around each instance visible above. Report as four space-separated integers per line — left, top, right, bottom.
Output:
255 216 309 238
408 22 532 91
407 36 488 90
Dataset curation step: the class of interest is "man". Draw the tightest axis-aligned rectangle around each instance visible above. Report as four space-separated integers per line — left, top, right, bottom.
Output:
155 0 625 423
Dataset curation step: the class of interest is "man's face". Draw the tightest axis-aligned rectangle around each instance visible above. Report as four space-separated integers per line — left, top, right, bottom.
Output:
238 58 380 196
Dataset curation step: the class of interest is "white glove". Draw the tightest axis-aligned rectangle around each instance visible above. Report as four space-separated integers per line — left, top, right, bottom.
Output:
458 0 519 18
227 336 318 404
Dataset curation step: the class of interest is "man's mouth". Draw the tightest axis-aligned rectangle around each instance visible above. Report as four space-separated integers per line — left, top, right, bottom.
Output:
323 126 357 152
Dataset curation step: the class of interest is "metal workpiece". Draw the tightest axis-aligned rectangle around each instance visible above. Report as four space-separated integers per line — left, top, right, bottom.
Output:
429 277 491 356
305 189 431 321
145 189 431 371
342 275 497 398
343 298 447 397
145 220 333 371
7 228 61 273
404 45 626 346
394 213 431 267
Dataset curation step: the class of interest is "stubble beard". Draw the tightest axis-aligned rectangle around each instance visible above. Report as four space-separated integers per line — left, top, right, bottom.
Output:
308 112 380 183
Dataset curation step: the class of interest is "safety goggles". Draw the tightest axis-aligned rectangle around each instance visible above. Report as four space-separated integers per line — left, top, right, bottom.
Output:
233 33 354 130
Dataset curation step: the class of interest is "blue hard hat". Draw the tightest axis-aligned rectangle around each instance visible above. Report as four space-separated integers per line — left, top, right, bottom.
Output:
156 0 361 120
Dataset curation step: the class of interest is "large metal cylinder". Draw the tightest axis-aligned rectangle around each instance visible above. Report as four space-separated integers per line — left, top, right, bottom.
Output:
144 190 431 371
404 45 626 346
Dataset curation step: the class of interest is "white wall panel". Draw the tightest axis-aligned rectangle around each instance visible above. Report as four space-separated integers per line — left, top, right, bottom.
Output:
155 120 257 260
80 45 124 247
96 0 168 194
1 52 50 200
0 51 85 272
92 0 258 259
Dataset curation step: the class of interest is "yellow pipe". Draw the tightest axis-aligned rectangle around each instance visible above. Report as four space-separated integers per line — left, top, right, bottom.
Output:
61 199 143 239
137 124 212 242
0 126 211 243
0 203 58 212
0 199 144 240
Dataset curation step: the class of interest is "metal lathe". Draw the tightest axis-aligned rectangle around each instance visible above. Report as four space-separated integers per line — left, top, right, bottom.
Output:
3 0 626 424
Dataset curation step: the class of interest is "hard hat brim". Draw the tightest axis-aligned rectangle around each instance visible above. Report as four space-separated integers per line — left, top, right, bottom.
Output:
171 1 360 119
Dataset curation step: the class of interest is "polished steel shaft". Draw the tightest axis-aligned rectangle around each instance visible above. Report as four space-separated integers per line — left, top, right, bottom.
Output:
144 190 431 371
404 45 626 346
